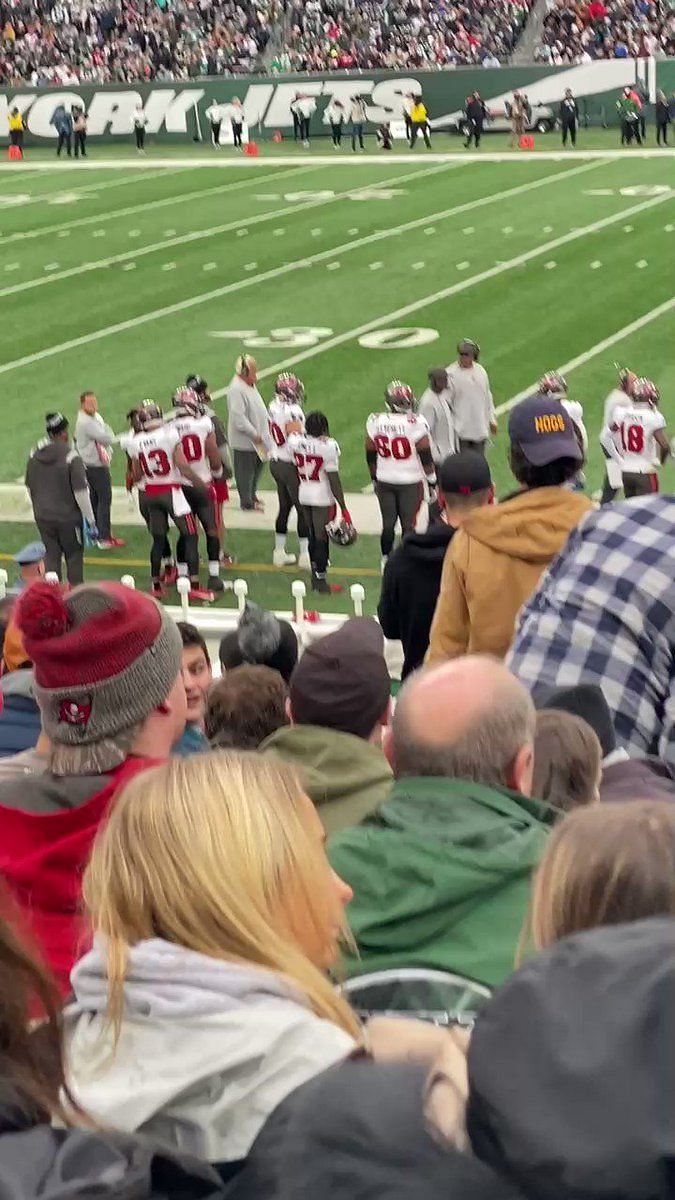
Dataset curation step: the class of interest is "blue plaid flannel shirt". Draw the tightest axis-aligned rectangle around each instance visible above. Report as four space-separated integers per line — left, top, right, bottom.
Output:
507 497 675 769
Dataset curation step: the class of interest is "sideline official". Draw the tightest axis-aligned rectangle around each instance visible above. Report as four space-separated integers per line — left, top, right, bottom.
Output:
25 413 96 585
445 339 496 455
463 92 486 149
227 355 270 511
75 391 123 550
7 107 24 153
560 89 579 146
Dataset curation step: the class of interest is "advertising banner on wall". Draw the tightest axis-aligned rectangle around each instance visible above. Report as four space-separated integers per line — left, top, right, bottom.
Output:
0 58 658 144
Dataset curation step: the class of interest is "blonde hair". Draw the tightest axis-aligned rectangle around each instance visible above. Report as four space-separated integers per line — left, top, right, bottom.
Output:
83 751 360 1041
521 801 675 957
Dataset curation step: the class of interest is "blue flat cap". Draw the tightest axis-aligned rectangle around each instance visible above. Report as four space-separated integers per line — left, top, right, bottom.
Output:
14 540 46 566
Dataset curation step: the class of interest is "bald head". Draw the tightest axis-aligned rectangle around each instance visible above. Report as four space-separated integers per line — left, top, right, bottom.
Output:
386 657 536 794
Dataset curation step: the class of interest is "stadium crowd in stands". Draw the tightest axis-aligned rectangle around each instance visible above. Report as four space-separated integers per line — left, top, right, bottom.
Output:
274 0 535 73
536 0 675 64
0 0 276 85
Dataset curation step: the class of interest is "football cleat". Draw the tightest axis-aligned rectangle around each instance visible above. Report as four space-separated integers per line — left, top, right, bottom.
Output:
161 564 179 586
172 385 203 417
633 377 660 406
538 371 568 397
385 380 416 413
188 585 214 603
298 551 311 571
273 549 297 567
275 372 306 405
326 516 358 547
207 576 225 593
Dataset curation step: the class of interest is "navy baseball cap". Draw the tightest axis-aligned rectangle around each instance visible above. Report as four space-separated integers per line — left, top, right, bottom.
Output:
439 451 492 496
508 395 582 466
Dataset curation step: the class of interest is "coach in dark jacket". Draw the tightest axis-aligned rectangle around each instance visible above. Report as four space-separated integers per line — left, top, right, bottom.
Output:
464 92 487 148
378 452 492 678
559 89 579 146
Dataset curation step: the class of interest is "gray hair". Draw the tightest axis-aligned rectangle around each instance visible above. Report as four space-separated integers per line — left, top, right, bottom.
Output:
392 685 536 787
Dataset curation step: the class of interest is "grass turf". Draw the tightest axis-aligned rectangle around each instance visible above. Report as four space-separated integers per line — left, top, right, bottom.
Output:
1 141 673 611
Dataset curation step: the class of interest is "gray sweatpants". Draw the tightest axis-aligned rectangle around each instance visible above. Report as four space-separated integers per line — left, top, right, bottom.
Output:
233 449 265 510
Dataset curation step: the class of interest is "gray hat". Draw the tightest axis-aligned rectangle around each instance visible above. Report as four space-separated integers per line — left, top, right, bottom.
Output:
14 541 46 566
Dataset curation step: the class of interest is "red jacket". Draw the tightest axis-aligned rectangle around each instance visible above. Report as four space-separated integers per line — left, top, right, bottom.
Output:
0 756 159 994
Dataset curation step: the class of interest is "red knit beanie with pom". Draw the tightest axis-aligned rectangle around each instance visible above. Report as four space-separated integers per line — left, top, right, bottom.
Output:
16 581 182 770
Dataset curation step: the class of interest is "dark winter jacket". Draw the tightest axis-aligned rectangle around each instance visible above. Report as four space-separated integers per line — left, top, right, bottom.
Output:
601 754 675 803
468 918 675 1200
0 1084 226 1200
378 522 455 679
0 670 41 757
226 1058 523 1200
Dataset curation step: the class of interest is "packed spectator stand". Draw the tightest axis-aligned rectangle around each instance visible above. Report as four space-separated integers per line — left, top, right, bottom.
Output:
536 0 675 64
0 0 277 86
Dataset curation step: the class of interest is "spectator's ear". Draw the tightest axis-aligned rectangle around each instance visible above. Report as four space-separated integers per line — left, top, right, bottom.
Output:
509 742 534 797
382 722 395 769
285 697 294 725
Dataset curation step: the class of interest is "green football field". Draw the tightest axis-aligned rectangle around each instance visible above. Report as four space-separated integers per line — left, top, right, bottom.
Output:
1 138 673 611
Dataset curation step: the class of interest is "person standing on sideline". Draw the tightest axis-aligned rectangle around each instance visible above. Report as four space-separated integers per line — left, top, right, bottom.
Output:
560 89 579 146
326 97 345 147
227 354 269 512
409 94 431 148
509 91 526 147
132 101 147 153
445 339 497 454
268 373 310 569
290 93 302 142
24 413 96 585
74 391 123 550
418 368 456 471
464 92 486 148
599 366 636 503
7 106 24 154
656 90 670 145
600 377 669 498
205 99 223 146
231 96 245 149
617 86 641 145
350 95 367 152
297 93 316 147
55 106 73 157
72 106 87 158
379 452 493 679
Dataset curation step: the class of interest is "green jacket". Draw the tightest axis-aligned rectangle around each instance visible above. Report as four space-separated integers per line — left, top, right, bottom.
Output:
329 776 556 988
616 96 639 120
260 725 392 836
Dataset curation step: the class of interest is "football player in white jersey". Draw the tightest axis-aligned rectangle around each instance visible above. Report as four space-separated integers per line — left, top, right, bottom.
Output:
170 385 227 593
268 372 310 570
538 371 587 490
365 380 436 570
601 377 670 498
288 410 353 595
122 402 213 602
599 366 637 503
123 404 176 584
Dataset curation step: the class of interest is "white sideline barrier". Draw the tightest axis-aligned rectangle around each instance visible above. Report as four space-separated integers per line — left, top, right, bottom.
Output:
35 570 405 680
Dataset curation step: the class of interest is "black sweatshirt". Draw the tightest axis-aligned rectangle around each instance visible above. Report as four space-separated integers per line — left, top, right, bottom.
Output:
378 521 455 679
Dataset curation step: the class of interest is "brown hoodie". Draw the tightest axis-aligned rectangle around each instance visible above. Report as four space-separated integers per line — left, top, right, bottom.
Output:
426 487 593 663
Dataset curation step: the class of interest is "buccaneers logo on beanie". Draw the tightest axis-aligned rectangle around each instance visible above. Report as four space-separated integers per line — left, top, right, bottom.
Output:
15 581 183 774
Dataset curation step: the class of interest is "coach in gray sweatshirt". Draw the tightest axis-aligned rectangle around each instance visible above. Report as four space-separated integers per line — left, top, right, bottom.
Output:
227 354 270 511
25 412 96 586
74 391 118 547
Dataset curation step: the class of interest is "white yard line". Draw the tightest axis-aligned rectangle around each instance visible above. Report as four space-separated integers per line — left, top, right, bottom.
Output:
0 166 668 380
0 160 464 300
495 296 675 416
14 166 190 211
1 148 674 172
226 186 675 391
0 163 323 246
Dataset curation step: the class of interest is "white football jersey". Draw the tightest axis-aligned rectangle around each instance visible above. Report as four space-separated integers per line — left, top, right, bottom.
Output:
288 432 340 507
119 432 145 491
366 411 430 484
607 402 665 473
124 424 184 490
561 398 588 454
268 398 305 463
603 387 628 429
170 413 214 485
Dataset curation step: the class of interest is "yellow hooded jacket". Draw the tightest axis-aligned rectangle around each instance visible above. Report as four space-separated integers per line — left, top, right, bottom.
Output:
426 487 593 663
